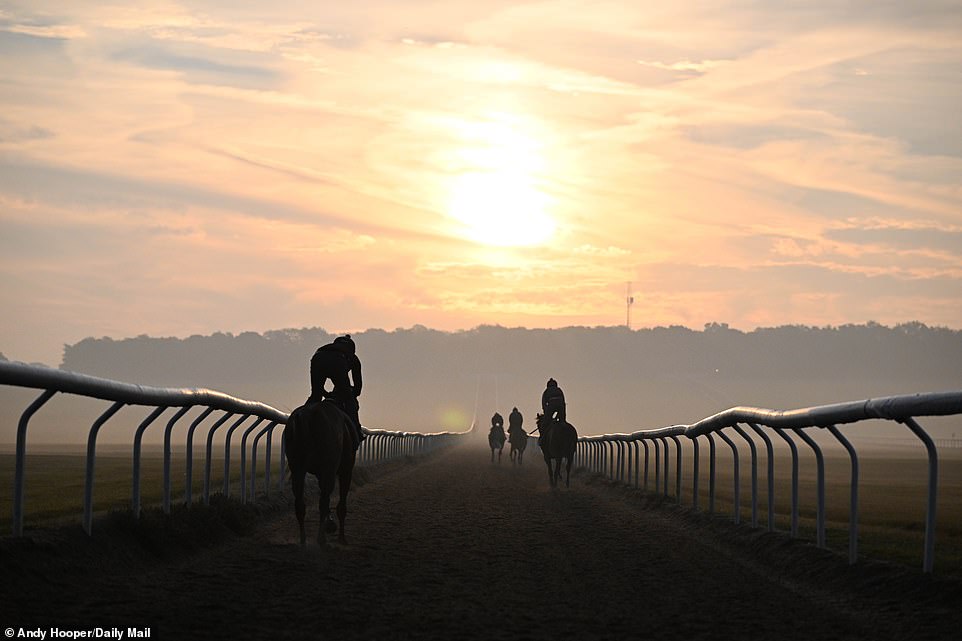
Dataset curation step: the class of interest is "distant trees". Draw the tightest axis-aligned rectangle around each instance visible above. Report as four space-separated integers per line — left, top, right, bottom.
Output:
57 322 962 434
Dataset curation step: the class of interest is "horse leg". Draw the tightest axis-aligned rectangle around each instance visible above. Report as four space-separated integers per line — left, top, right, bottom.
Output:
565 456 573 488
317 476 335 547
291 470 307 546
336 446 355 544
544 458 555 487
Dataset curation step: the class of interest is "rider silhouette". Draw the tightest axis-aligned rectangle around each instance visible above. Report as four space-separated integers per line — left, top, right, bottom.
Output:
308 334 364 449
542 378 566 424
540 378 566 446
508 407 524 436
490 412 505 440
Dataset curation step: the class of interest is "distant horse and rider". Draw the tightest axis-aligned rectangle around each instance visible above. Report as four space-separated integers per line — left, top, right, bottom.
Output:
285 335 364 546
507 406 527 465
537 378 578 488
489 412 506 463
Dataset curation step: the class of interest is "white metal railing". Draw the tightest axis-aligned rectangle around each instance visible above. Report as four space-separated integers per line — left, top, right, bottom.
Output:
577 391 962 574
0 360 465 536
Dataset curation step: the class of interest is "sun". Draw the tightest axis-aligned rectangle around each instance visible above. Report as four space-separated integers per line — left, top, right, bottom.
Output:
448 171 555 247
444 116 556 247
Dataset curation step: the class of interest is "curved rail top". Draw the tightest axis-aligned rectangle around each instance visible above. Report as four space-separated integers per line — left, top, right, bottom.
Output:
685 391 962 437
0 360 474 436
0 360 288 422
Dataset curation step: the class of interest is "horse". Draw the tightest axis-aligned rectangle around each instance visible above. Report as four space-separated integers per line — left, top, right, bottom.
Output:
284 400 356 546
508 427 528 465
535 412 578 488
488 425 506 463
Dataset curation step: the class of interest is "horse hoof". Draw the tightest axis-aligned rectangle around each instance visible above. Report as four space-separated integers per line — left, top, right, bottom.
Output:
324 515 338 534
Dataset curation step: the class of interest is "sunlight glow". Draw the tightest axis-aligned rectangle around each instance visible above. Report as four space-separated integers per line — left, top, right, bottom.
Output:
444 115 556 247
448 171 555 247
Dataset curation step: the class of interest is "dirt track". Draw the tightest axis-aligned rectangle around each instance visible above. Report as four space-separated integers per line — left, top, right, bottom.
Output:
3 444 962 640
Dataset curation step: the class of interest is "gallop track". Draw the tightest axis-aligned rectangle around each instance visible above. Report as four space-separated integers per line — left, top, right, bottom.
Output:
3 444 961 640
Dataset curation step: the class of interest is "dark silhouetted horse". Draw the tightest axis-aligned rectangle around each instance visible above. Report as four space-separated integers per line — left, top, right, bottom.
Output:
508 427 528 465
536 412 578 488
489 425 506 463
284 401 356 546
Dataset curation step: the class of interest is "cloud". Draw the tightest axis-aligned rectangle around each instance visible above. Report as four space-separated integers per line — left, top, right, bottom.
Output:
0 119 54 142
825 224 962 256
636 58 729 74
0 28 67 55
573 244 632 257
110 40 281 88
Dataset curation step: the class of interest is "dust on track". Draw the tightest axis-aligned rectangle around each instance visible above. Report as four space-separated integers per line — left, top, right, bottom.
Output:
3 445 961 640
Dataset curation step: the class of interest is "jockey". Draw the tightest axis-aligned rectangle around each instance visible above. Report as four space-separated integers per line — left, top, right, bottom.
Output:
490 412 505 440
508 407 524 435
540 378 566 447
541 378 566 425
308 334 364 449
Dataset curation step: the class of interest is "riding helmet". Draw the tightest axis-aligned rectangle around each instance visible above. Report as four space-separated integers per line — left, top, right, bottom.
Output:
333 334 356 355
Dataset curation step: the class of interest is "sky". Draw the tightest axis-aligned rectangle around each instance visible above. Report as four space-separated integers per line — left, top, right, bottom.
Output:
1 1 961 366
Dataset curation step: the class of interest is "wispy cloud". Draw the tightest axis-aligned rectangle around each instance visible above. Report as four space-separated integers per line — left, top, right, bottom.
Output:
637 58 729 73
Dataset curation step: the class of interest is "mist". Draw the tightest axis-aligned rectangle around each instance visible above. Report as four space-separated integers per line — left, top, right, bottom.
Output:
2 321 960 446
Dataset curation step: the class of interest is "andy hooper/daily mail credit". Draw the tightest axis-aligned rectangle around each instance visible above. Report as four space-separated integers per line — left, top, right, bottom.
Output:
7 629 151 639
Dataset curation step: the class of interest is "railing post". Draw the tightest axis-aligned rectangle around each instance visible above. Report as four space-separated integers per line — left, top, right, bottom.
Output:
12 389 57 537
653 437 661 494
185 408 220 506
223 415 252 498
201 412 235 505
239 418 266 503
794 428 826 549
620 440 627 482
670 435 682 501
662 438 670 497
250 421 277 500
626 439 632 485
827 424 859 565
132 406 168 519
748 423 775 532
903 417 938 573
279 427 287 490
773 428 799 537
732 424 758 528
84 401 126 535
264 422 283 498
707 433 716 515
691 436 700 511
642 439 649 491
162 406 193 514
717 429 740 524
